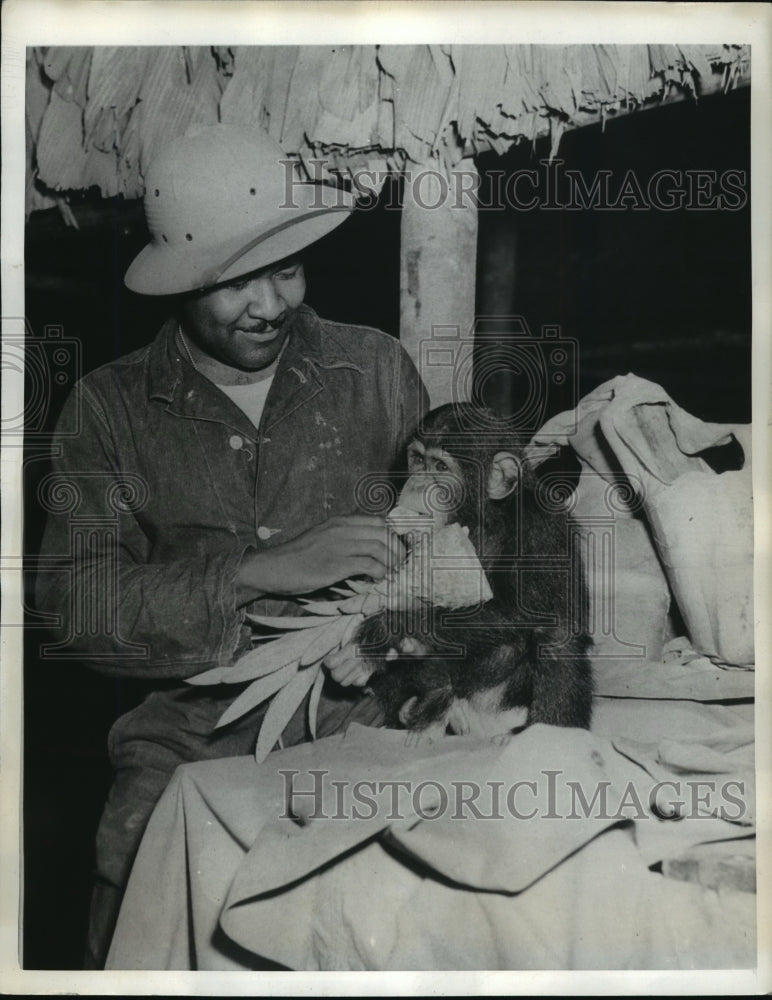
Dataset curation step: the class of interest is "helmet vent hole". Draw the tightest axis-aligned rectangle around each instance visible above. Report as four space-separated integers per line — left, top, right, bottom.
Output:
249 187 256 195
154 189 160 197
161 234 168 243
186 233 193 241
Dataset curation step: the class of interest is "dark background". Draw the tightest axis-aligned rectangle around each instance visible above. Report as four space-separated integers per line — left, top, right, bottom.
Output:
22 85 751 968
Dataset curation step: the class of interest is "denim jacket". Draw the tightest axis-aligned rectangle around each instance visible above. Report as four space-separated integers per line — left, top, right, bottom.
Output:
35 305 428 685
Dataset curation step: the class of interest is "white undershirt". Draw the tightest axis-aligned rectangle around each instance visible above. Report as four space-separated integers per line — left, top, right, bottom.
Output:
217 377 275 431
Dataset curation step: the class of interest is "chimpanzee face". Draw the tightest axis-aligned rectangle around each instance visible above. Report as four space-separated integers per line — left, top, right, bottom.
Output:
397 439 464 526
398 438 520 528
406 440 457 477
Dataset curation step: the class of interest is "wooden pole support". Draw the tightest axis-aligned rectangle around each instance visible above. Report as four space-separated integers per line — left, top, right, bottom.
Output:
399 159 479 408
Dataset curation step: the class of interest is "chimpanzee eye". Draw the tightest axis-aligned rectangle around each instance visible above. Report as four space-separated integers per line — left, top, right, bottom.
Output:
435 459 449 473
409 451 425 470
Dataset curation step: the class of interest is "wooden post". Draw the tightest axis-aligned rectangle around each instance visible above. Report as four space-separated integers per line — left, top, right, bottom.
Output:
475 210 519 417
399 159 479 408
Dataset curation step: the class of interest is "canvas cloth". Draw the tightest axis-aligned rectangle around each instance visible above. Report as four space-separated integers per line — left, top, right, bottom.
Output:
106 712 755 971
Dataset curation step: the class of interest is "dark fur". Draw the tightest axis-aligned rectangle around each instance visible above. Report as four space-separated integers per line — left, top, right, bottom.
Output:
359 403 593 732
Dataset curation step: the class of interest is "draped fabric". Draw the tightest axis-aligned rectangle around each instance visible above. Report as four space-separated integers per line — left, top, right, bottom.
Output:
106 702 755 971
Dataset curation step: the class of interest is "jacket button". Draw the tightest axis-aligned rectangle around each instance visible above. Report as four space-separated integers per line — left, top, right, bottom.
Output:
229 434 243 450
257 525 276 540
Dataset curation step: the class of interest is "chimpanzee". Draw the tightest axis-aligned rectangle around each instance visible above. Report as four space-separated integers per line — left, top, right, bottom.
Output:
328 402 593 739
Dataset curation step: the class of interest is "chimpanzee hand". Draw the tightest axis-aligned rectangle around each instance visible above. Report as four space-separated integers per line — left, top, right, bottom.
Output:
395 636 430 656
401 697 529 748
446 698 528 738
235 515 407 604
325 642 376 688
403 718 448 748
326 634 431 689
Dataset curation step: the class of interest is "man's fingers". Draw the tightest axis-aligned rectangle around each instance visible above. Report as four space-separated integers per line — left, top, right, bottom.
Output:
349 537 393 568
347 555 390 580
384 527 408 566
326 520 406 566
327 514 389 529
252 512 410 598
344 529 406 569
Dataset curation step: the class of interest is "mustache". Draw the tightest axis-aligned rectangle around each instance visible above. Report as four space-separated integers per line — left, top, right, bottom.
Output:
238 312 288 334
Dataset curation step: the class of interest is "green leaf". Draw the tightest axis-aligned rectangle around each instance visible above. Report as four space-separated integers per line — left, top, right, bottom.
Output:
222 627 328 683
299 615 355 666
308 668 325 740
247 613 342 630
255 664 320 763
299 599 346 615
361 592 384 615
341 612 366 646
301 594 377 615
186 665 231 686
215 661 299 729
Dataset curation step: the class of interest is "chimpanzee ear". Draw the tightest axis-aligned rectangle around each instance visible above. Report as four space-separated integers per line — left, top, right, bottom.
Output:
487 451 520 500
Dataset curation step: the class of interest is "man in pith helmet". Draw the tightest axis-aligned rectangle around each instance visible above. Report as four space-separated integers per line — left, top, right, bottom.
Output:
36 124 427 967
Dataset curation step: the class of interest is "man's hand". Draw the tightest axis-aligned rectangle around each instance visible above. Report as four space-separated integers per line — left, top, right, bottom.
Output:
235 515 406 604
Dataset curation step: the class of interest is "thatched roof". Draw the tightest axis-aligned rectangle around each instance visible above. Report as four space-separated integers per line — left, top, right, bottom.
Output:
26 44 750 218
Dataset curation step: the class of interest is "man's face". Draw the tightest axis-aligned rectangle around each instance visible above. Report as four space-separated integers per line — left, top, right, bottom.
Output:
179 258 306 372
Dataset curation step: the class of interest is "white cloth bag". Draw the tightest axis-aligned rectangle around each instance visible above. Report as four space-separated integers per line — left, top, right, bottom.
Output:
529 374 753 669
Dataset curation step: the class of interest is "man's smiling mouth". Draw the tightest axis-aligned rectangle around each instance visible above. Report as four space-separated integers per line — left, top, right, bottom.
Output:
235 314 288 339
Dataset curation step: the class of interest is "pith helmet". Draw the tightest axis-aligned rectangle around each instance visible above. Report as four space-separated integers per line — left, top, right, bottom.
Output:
125 124 355 295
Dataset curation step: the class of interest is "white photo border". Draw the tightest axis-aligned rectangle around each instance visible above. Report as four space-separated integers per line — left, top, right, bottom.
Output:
2 1 770 994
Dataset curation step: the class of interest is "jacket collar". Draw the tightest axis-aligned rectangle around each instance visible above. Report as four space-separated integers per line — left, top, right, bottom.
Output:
146 305 359 435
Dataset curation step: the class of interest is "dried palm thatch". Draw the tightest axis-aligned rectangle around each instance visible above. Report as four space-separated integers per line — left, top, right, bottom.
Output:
26 43 749 219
